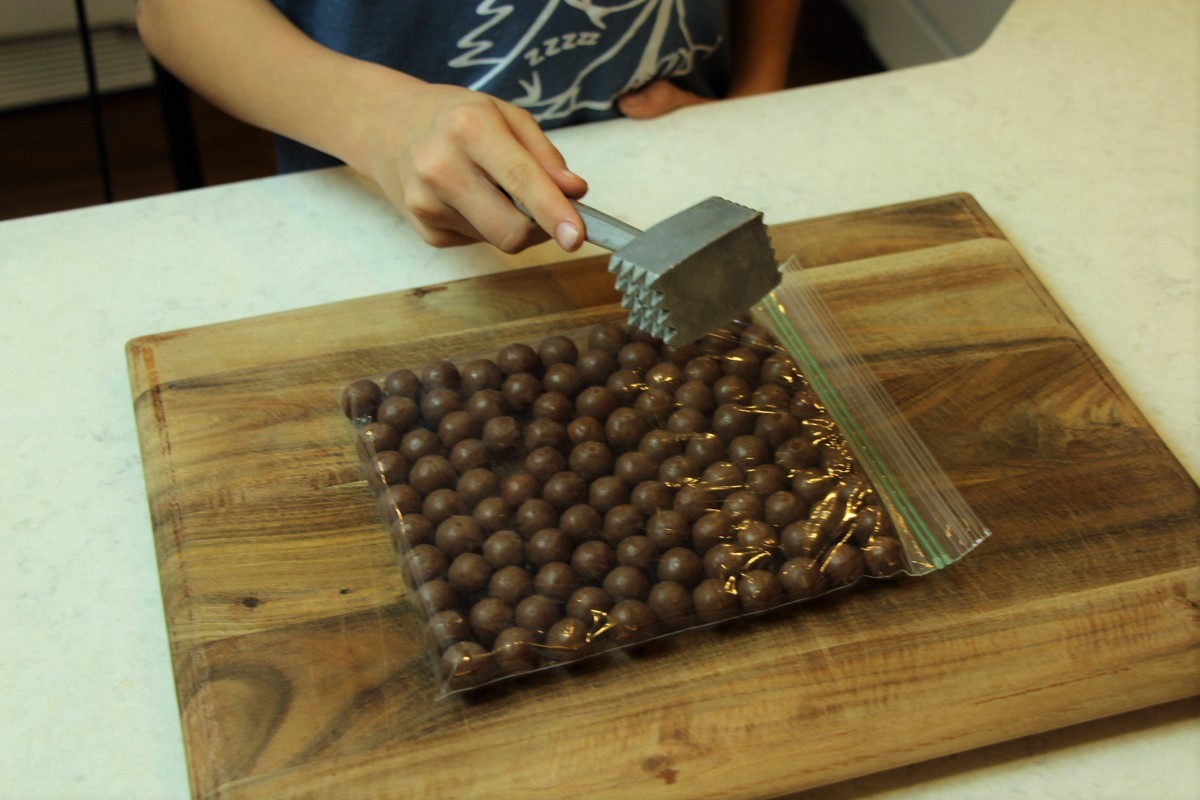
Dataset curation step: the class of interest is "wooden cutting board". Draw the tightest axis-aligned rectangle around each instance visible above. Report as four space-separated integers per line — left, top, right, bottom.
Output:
128 194 1199 800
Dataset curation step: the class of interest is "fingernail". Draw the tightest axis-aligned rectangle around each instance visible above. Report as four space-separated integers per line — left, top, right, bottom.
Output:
555 221 581 251
561 167 583 182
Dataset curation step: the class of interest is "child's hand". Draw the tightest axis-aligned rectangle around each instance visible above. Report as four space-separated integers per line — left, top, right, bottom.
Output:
616 79 712 119
354 81 588 253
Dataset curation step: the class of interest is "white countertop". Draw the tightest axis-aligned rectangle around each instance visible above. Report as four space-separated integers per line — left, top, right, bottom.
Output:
1 1 1196 797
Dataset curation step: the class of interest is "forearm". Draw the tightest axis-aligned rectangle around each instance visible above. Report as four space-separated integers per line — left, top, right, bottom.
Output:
135 0 403 172
728 0 803 97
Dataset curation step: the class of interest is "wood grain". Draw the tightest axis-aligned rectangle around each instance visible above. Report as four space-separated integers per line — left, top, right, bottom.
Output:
127 194 1200 800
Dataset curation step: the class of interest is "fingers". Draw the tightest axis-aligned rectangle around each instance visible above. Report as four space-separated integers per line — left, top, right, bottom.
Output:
617 79 710 119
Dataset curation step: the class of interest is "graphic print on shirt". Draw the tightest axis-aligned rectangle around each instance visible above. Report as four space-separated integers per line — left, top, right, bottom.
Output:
448 0 723 122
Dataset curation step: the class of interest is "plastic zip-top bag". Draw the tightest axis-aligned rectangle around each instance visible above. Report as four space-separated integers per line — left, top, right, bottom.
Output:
340 259 989 696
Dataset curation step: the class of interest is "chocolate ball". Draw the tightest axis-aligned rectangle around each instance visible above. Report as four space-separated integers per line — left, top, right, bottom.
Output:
602 504 645 545
448 552 493 596
409 455 457 496
524 418 568 452
638 430 685 464
657 547 703 587
488 565 533 605
702 461 744 492
722 490 763 523
357 421 400 460
543 471 588 511
496 343 541 376
703 542 746 580
696 326 739 355
712 404 756 443
752 384 791 411
745 464 789 497
634 389 675 424
577 349 619 386
673 380 715 414
421 387 463 426
398 427 440 462
712 375 752 406
644 362 684 393
532 391 574 423
647 581 694 629
516 499 559 537
658 455 700 487
440 641 496 690
603 565 650 602
341 379 382 421
739 322 776 351
377 396 420 433
422 488 465 525
544 362 585 398
848 504 892 546
465 389 506 422
421 360 460 392
426 609 470 651
692 510 734 552
776 437 820 471
607 599 657 643
615 535 659 571
438 410 482 449
759 353 800 388
501 372 542 410
477 417 520 460
527 527 572 568
736 520 779 552
685 434 727 470
455 468 498 509
406 543 448 585
645 509 690 549
605 407 651 453
631 480 674 517
605 369 644 405
683 356 722 385
576 386 620 421
368 450 410 488
449 438 491 472
764 490 807 528
525 446 567 482
567 416 605 446
588 321 629 353
482 530 526 569
672 483 718 521
727 435 772 468
790 390 824 420
779 556 825 599
538 334 579 368
571 540 616 582
469 597 514 646
391 514 433 551
535 561 579 601
473 496 513 533
383 369 420 399
693 578 740 623
544 617 590 661
502 473 541 508
666 407 709 435
618 342 659 372
493 627 542 674
660 341 700 366
791 469 837 504
414 579 458 617
435 515 485 558
737 570 783 612
863 535 905 576
615 451 657 485
780 520 830 560
460 359 504 394
569 441 615 481
566 586 613 624
515 594 559 637
378 484 422 517
588 476 630 513
560 504 603 544
720 347 761 382
821 541 865 585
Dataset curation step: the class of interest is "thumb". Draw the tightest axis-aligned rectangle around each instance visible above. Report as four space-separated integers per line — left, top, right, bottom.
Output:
617 79 710 119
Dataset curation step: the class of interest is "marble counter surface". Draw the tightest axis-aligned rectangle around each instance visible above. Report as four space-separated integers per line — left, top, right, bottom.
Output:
0 0 1195 797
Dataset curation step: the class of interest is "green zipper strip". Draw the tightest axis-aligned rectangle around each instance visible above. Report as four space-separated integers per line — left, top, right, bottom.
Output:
762 295 953 570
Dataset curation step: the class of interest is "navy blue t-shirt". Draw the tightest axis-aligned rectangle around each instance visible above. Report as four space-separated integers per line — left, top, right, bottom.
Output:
268 0 731 171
